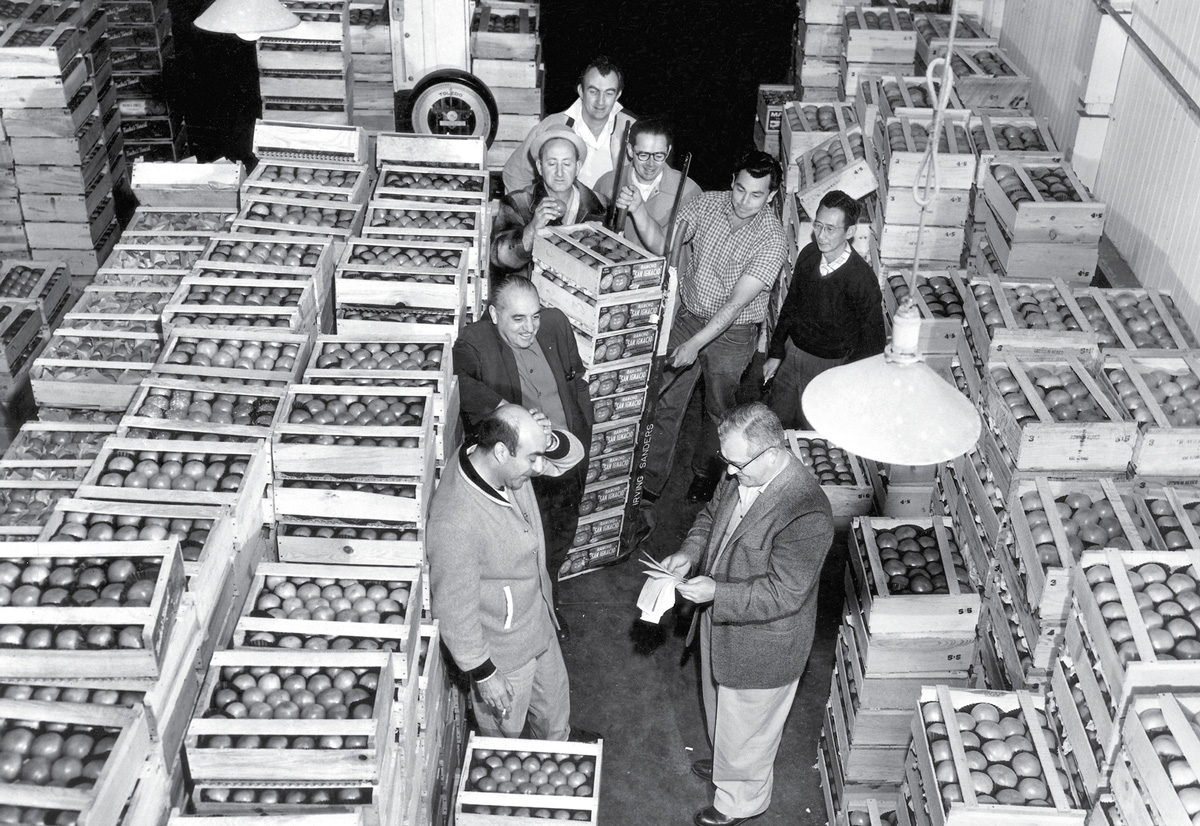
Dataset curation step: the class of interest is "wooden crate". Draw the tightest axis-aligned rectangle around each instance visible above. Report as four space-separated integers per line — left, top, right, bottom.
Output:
455 733 601 824
302 332 454 419
756 83 797 132
843 567 975 675
784 430 874 530
914 13 996 65
817 729 902 826
0 699 152 826
233 195 365 241
260 98 352 126
107 240 202 272
1116 693 1200 826
830 653 912 754
847 516 981 637
0 260 71 327
185 650 396 783
125 207 237 236
872 113 976 190
170 812 370 825
983 353 1136 472
926 45 1030 109
360 198 485 272
857 75 966 128
274 516 422 566
880 269 966 355
335 238 470 311
874 165 970 227
843 6 917 64
962 274 1100 363
837 621 968 714
119 378 287 443
473 51 541 89
232 562 421 665
982 160 1105 245
573 325 658 371
969 115 1061 185
979 203 1099 285
0 539 185 679
197 233 337 300
374 161 489 196
780 102 859 167
31 328 161 411
2 420 115 466
870 201 964 265
334 301 465 339
159 275 322 337
241 159 370 204
912 685 1086 826
1103 353 1200 476
252 120 368 166
532 269 661 338
0 301 46 377
8 112 103 167
470 0 538 59
532 223 666 296
152 329 313 387
1073 287 1199 353
1047 656 1103 806
794 127 878 218
826 672 908 785
256 37 351 74
1007 478 1154 634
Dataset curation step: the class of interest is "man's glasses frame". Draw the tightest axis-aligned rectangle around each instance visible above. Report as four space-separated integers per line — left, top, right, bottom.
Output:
633 151 669 162
719 443 778 471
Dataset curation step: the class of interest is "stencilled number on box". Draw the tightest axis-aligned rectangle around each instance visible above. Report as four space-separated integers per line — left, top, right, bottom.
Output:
947 654 963 661
957 607 974 615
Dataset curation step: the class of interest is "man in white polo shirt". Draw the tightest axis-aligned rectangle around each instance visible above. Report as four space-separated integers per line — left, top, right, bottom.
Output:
502 56 636 192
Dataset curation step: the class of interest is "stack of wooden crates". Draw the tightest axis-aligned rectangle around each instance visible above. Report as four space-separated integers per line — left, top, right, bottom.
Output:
259 0 354 125
102 0 185 164
0 0 123 279
470 0 543 172
349 0 395 130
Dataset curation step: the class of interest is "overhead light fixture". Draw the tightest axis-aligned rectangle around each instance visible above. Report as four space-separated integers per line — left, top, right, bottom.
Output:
194 0 301 40
802 300 981 465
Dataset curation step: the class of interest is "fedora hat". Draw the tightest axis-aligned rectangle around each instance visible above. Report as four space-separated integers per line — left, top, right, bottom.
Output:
531 125 588 163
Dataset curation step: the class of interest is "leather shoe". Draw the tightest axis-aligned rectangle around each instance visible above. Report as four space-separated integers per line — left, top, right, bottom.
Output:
568 726 601 744
693 805 755 826
691 758 713 781
686 473 720 503
555 614 570 642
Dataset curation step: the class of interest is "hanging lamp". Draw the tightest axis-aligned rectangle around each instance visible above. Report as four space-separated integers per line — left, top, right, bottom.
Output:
801 0 982 465
194 0 301 40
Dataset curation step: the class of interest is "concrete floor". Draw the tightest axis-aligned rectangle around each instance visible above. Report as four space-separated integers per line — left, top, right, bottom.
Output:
556 380 849 826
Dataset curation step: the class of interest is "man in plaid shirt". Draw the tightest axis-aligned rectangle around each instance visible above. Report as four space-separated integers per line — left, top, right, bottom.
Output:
617 150 787 541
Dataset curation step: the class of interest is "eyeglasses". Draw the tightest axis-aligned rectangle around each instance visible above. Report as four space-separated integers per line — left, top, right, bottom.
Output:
633 151 668 162
812 221 849 236
719 443 776 471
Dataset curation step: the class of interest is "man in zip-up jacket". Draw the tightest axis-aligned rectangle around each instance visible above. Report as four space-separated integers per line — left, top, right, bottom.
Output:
427 404 579 739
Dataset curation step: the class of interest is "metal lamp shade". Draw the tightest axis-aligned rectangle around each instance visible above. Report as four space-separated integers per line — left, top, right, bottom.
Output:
195 0 300 37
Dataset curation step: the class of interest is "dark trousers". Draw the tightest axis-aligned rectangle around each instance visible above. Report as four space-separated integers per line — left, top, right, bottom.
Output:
643 308 759 498
532 461 585 604
766 339 847 430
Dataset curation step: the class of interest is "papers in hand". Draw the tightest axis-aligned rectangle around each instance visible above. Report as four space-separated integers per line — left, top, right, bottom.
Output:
637 552 684 623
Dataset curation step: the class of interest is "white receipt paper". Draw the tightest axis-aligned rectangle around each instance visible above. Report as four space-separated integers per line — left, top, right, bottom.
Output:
637 552 685 623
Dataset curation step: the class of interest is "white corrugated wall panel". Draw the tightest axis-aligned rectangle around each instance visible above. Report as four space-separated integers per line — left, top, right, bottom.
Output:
997 0 1098 153
1092 1 1200 331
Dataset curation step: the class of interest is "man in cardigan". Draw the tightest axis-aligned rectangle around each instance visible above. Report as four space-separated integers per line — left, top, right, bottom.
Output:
453 276 594 639
764 189 886 429
492 125 607 278
661 402 834 826
427 404 582 739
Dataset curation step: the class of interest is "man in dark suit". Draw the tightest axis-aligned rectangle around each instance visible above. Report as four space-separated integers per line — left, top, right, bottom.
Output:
661 402 834 826
453 276 594 640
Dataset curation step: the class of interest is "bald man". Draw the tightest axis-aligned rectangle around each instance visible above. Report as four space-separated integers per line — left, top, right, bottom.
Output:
427 404 580 739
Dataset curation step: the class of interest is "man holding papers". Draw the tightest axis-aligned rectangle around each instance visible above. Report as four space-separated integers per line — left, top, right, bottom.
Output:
658 402 834 826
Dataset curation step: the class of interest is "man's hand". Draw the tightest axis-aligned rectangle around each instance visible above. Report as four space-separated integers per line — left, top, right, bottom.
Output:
762 357 782 384
659 552 693 579
528 408 554 447
676 575 716 604
670 337 703 369
474 671 515 720
522 198 564 250
615 184 644 215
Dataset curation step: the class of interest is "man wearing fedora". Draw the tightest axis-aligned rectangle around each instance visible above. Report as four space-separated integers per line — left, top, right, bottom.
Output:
492 124 607 279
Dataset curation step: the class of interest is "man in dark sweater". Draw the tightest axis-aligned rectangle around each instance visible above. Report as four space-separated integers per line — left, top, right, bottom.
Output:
764 190 886 430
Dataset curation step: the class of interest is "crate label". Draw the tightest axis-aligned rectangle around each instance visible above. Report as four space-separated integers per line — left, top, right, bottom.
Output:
593 451 633 480
119 99 149 117
627 300 659 327
610 391 645 420
623 328 657 351
591 481 629 510
599 422 638 451
587 515 623 541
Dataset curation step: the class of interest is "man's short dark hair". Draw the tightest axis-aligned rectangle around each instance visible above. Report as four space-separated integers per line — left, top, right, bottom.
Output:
489 275 540 311
733 150 781 193
474 409 521 455
818 190 860 227
578 56 624 93
629 117 672 148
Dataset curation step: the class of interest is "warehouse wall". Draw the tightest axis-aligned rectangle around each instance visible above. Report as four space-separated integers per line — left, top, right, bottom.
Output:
995 0 1200 330
994 0 1099 156
1091 2 1200 328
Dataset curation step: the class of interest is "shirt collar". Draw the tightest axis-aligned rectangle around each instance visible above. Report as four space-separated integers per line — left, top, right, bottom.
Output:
820 246 852 276
736 457 787 503
633 171 662 201
457 443 512 508
565 99 624 148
